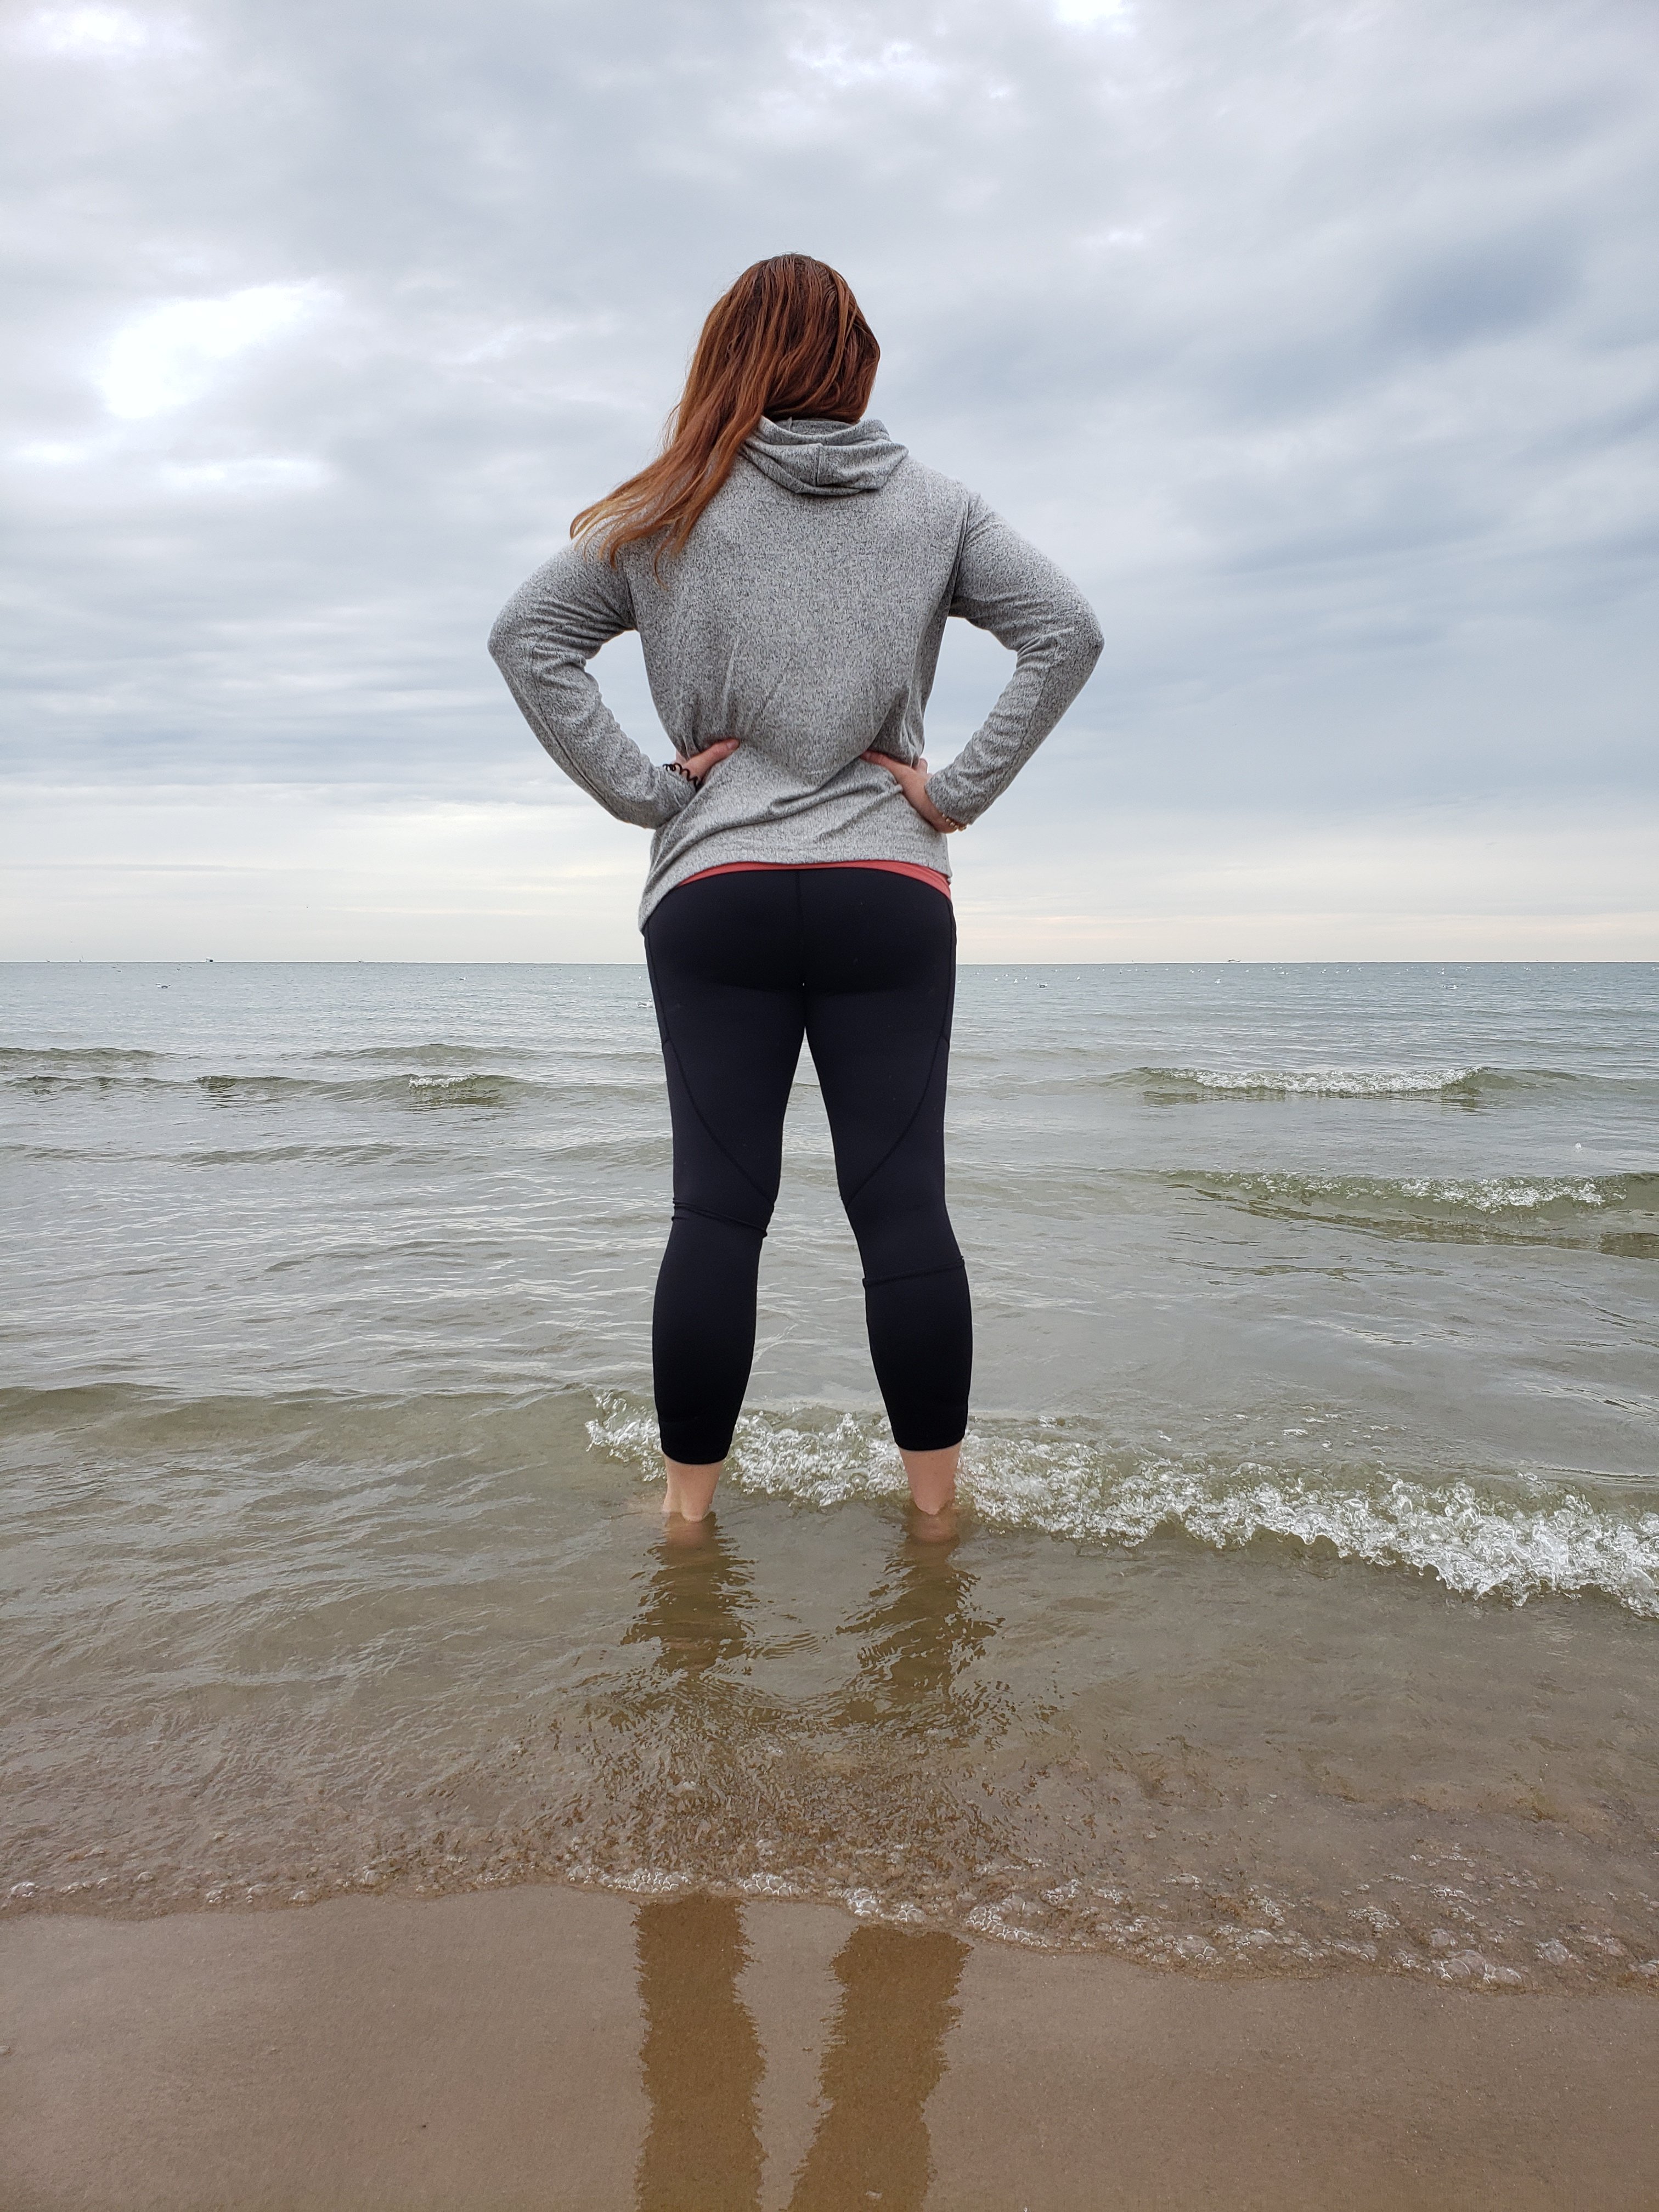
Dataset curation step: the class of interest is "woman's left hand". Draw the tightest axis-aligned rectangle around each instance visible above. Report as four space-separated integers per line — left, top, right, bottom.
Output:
680 737 741 781
860 751 962 833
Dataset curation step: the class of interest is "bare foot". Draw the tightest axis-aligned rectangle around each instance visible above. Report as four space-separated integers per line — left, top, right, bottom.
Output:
904 1497 960 1545
661 1509 718 1550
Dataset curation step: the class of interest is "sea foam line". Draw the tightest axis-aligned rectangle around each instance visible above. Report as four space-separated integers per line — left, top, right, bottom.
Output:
1139 1064 1488 1097
1182 1170 1650 1214
588 1397 1659 1617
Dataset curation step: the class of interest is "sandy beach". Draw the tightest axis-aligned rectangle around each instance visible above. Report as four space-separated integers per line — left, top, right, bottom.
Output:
5 1883 1658 2210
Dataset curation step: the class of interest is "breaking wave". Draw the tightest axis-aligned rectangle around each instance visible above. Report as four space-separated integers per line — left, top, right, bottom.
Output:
589 1396 1659 1617
1173 1170 1659 1255
1131 1064 1572 1102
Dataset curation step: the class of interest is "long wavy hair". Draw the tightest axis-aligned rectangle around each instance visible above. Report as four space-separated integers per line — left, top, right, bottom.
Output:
571 255 880 565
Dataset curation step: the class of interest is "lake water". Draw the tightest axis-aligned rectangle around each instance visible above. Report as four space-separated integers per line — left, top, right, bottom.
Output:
4 960 1657 1989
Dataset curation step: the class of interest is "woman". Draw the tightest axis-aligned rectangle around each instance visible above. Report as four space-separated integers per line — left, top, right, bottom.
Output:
490 255 1101 1526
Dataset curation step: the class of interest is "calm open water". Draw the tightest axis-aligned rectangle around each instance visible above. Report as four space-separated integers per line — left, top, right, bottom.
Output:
4 960 1657 1988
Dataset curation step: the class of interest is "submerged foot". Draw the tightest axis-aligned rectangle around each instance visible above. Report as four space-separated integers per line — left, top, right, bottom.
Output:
905 1498 960 1544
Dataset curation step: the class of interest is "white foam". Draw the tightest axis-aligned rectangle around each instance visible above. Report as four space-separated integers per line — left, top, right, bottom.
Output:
1227 1172 1618 1212
736 1871 803 1898
588 1396 1659 1616
961 1435 1659 1615
592 1396 910 1510
1396 1176 1609 1211
1152 1065 1479 1097
604 1867 689 1896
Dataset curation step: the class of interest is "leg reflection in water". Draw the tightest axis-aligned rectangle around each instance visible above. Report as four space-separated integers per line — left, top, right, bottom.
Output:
786 1922 968 2212
633 1895 966 2212
622 1511 755 1678
832 1509 1002 1735
635 1895 764 2212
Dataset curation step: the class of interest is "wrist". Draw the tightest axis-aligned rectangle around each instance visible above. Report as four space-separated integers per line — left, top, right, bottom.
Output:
921 776 966 833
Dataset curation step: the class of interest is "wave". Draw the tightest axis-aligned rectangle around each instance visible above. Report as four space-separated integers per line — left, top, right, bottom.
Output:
194 1070 540 1106
309 1042 661 1070
0 1046 163 1070
1131 1064 1573 1102
400 1073 526 1108
1173 1171 1659 1255
6 1069 554 1109
306 1042 548 1066
10 1052 1642 1110
1 1041 657 1076
2 1065 664 1110
185 1071 537 1109
590 1396 1659 1616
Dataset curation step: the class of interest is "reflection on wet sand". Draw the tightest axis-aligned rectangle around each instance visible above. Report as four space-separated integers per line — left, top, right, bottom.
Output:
628 1517 977 2205
783 1922 968 2211
635 1896 764 2212
634 1894 967 2212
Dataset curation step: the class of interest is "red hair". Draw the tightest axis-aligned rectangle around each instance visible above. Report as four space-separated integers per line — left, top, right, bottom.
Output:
572 255 880 563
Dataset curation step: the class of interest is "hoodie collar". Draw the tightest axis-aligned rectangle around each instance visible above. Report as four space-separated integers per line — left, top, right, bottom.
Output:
742 414 909 498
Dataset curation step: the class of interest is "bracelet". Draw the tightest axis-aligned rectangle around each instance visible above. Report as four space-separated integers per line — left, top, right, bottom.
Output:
667 759 702 788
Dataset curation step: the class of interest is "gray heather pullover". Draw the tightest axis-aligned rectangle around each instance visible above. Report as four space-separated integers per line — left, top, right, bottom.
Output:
489 415 1103 927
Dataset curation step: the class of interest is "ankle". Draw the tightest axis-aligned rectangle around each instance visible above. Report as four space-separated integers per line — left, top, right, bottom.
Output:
898 1442 961 1518
662 1454 724 1521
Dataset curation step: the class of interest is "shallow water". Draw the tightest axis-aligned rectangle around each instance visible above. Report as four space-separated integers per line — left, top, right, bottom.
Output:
4 961 1657 1987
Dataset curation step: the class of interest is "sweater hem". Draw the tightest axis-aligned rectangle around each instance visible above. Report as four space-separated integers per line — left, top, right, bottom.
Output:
638 823 954 929
676 859 951 900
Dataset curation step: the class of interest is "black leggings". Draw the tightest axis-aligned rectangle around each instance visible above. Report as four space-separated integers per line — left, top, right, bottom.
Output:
643 868 972 1465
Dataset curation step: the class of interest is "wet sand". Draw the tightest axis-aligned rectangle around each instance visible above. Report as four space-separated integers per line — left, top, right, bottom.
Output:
4 1885 1657 2210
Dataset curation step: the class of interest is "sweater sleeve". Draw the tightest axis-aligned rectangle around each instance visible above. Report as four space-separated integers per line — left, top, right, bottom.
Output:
488 543 695 830
923 498 1104 828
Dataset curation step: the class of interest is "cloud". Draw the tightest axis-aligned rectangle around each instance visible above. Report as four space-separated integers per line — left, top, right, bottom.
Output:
2 0 1656 957
98 283 334 420
1051 0 1133 27
158 455 331 493
18 5 191 60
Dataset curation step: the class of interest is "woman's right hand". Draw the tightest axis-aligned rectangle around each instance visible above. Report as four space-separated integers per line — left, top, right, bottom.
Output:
679 737 740 782
860 751 963 833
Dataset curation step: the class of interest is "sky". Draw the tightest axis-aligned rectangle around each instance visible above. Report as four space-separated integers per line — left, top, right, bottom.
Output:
4 0 1656 962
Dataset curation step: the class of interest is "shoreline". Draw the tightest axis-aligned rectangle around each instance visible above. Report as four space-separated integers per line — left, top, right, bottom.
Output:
5 1882 1659 2210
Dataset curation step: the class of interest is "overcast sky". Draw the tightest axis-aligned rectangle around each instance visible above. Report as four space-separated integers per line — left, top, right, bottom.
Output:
4 0 1656 960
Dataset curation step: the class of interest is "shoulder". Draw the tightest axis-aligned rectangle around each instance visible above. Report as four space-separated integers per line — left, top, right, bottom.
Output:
886 453 983 521
515 534 631 592
490 534 635 654
881 458 997 569
552 532 640 610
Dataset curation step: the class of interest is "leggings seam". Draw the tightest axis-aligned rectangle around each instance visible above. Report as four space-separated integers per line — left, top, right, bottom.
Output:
673 1199 768 1237
646 932 777 1214
840 1004 953 1207
862 1259 968 1290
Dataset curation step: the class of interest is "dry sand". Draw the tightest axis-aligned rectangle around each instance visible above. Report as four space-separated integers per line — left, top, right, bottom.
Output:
3 1883 1657 2210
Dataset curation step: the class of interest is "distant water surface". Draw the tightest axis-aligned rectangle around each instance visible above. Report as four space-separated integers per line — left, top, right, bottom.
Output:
4 961 1657 1987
